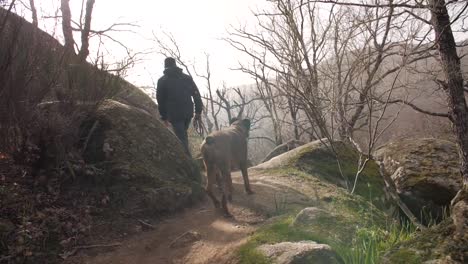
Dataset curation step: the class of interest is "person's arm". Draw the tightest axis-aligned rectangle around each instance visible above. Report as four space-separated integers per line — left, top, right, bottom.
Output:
156 78 169 122
190 78 203 117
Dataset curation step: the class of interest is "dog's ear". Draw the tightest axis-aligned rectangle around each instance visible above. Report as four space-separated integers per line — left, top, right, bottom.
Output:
241 119 251 130
229 117 239 125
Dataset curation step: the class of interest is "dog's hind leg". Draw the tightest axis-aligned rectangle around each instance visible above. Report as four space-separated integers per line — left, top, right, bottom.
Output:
220 161 233 202
205 164 220 208
220 167 233 218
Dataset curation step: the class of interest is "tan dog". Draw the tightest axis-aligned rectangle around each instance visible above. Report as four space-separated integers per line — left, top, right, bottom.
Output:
201 118 253 216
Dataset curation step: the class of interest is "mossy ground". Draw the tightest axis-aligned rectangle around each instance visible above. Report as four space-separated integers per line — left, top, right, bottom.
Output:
290 142 388 210
236 140 417 263
238 216 323 264
237 166 394 263
383 218 466 263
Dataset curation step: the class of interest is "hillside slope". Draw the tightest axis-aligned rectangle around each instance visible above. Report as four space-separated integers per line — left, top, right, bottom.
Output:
0 8 201 263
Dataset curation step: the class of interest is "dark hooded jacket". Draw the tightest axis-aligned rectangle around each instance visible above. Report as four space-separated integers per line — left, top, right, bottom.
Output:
156 67 203 122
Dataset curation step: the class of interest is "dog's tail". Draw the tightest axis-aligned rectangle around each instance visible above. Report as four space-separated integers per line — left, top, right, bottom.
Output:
205 136 215 145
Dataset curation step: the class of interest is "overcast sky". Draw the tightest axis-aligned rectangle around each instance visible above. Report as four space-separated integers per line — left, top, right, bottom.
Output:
16 0 468 95
29 0 264 94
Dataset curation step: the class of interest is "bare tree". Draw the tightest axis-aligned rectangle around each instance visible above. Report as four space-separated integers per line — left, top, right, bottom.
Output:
59 0 137 65
195 53 220 132
428 0 468 242
77 0 95 62
233 56 285 145
28 0 37 27
153 31 193 76
308 0 468 247
60 0 74 54
216 86 234 122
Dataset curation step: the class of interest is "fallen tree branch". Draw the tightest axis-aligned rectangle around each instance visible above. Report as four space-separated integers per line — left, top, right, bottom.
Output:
347 138 426 229
74 242 122 250
60 242 122 259
81 120 100 154
138 219 156 229
376 160 426 230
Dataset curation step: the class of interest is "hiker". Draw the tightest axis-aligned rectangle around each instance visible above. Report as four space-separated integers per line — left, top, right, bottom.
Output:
156 57 203 157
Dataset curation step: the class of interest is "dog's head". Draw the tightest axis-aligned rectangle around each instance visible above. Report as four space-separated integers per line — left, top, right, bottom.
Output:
230 118 251 137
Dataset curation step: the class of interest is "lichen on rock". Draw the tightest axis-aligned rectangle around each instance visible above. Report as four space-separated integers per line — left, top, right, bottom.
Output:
375 138 461 223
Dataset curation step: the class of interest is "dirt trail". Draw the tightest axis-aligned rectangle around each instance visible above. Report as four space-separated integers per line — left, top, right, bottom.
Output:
71 170 312 264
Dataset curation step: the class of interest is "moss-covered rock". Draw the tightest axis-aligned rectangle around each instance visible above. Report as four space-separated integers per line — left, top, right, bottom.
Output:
375 138 461 223
254 139 389 211
83 99 202 214
382 218 467 263
236 168 391 264
257 241 343 264
238 139 396 263
262 140 305 163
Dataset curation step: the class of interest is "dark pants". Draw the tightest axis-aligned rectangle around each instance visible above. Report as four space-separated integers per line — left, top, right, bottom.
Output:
170 118 192 157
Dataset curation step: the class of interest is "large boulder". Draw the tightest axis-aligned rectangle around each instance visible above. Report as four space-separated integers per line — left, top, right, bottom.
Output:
262 140 305 163
113 79 159 117
374 138 462 222
254 139 389 210
257 241 343 264
83 100 202 214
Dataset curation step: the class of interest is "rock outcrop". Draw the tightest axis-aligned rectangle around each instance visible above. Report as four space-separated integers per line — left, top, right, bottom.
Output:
262 140 305 163
83 100 202 214
375 138 462 222
257 241 343 264
254 139 389 210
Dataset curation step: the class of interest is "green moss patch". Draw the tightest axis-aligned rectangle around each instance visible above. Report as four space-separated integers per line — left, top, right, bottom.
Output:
382 218 466 263
290 142 388 210
238 216 329 264
237 165 399 263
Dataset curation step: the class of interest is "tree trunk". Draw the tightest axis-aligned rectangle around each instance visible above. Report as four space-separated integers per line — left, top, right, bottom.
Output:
288 97 299 140
216 89 232 123
429 0 468 245
60 0 74 55
78 0 95 62
29 0 37 27
430 0 468 187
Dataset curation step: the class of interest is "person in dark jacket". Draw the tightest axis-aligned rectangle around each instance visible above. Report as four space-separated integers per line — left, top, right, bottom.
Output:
156 57 203 157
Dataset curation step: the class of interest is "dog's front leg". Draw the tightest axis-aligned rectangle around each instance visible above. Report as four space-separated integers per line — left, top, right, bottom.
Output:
240 162 254 195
